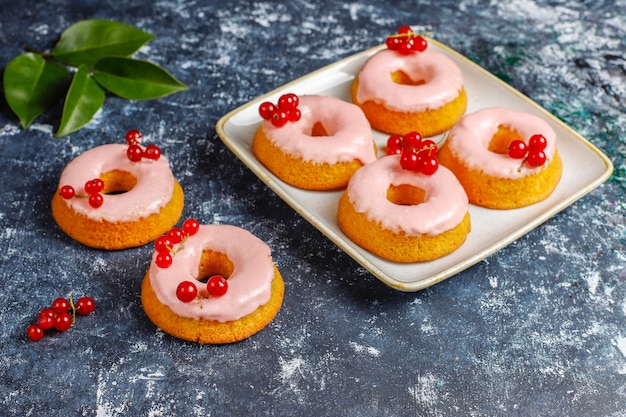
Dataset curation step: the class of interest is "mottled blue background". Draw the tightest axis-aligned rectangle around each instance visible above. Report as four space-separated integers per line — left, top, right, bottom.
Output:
0 1 624 416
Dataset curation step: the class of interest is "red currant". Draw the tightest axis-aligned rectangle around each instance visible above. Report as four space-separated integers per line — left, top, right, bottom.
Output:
412 35 428 52
167 227 184 244
154 235 173 253
528 134 547 151
84 178 104 194
403 132 422 148
53 312 73 332
88 193 104 208
398 25 413 34
287 108 301 122
386 135 403 155
155 252 173 268
125 129 142 145
400 148 420 171
182 218 200 236
278 93 299 110
398 42 413 55
207 275 228 297
508 140 528 159
270 110 289 127
144 144 161 160
59 185 75 199
27 324 44 341
37 308 55 330
127 144 144 162
419 154 439 175
259 102 276 120
420 139 438 154
176 281 198 303
51 297 70 314
386 36 402 50
76 296 96 315
526 150 547 167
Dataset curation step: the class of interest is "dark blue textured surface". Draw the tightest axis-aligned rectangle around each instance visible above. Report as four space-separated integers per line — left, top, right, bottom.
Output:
1 1 625 416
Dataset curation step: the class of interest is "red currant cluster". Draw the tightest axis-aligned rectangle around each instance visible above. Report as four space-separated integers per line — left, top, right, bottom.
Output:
387 132 439 175
26 294 96 341
176 275 228 303
508 134 548 168
154 218 201 268
59 178 105 208
125 129 162 162
258 93 301 127
385 26 428 55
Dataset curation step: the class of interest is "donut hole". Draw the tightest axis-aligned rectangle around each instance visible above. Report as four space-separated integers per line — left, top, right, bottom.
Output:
488 126 525 154
387 184 426 206
99 170 137 195
310 121 330 137
391 70 426 86
196 249 233 297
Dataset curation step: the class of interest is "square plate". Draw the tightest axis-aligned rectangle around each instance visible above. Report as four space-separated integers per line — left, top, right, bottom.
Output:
216 40 613 292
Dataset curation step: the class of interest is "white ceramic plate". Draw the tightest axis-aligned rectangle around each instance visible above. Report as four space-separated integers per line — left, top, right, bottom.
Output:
216 40 614 292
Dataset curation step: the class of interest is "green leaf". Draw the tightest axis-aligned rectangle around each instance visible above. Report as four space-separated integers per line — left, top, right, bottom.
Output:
3 52 70 129
92 57 187 100
52 19 155 67
56 65 105 137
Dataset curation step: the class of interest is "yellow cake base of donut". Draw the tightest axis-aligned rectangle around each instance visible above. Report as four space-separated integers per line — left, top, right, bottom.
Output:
337 192 471 262
438 146 563 209
350 78 467 137
252 125 371 190
51 179 184 250
141 251 284 344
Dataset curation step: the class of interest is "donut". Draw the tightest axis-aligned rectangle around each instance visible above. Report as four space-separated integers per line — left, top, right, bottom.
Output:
438 107 563 209
252 94 377 190
337 154 471 263
51 139 184 250
351 29 467 137
141 223 284 344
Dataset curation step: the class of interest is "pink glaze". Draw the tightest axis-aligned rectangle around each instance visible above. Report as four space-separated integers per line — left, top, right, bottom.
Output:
262 95 376 165
355 49 464 112
444 107 557 179
148 224 275 322
58 144 176 222
346 155 468 236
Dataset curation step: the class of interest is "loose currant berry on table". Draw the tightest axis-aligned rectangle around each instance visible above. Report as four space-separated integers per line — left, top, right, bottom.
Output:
75 297 96 316
182 218 200 236
127 144 144 162
176 281 198 303
528 134 547 151
27 324 44 341
88 193 104 208
154 235 173 253
60 185 75 199
156 252 173 268
38 308 56 330
508 140 528 159
125 129 142 145
53 312 73 332
144 144 162 160
84 178 104 195
207 275 228 297
167 227 184 244
51 297 70 314
526 150 547 167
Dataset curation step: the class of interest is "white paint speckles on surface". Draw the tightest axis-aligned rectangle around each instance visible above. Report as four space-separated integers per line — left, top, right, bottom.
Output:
408 373 443 409
349 341 380 357
585 271 601 295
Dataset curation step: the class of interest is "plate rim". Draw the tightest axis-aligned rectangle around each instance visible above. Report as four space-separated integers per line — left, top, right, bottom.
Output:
215 39 614 292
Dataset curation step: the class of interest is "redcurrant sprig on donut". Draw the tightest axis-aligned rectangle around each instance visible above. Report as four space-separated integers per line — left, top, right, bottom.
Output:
258 93 302 127
387 131 439 175
508 134 548 169
154 218 201 268
59 178 105 208
26 293 96 342
386 26 428 55
125 129 162 162
176 275 228 303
